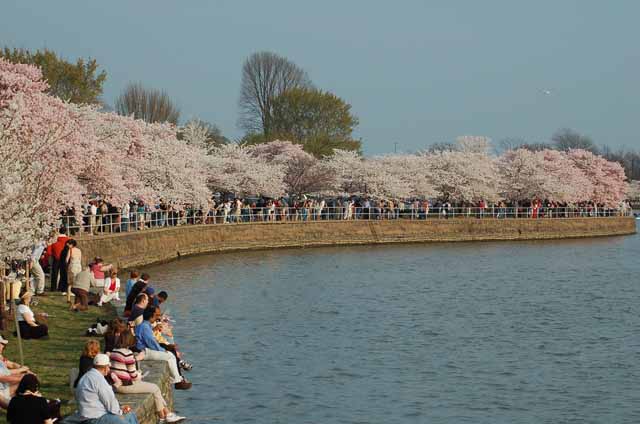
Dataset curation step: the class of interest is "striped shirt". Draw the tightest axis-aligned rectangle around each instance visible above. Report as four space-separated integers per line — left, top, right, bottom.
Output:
109 348 138 383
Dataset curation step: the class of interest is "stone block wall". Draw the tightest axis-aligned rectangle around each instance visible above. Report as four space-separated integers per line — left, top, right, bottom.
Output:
76 218 636 270
119 360 173 424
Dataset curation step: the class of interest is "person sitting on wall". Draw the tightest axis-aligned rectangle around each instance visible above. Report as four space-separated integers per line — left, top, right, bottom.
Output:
134 306 191 390
70 263 96 312
148 306 192 372
16 292 49 339
124 271 139 299
108 331 185 423
123 273 150 317
104 318 127 354
127 294 148 328
144 286 158 307
75 353 139 424
74 339 101 388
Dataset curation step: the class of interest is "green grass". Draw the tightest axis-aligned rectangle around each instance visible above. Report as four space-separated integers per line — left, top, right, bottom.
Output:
0 294 116 421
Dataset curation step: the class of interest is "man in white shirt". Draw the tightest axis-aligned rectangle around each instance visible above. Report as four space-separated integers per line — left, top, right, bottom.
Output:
89 202 98 235
75 354 138 424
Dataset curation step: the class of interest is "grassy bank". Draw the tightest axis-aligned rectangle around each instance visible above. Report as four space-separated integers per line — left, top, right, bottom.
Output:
0 294 116 422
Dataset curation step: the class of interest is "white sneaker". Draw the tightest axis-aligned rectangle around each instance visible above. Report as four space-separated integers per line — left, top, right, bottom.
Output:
165 412 186 423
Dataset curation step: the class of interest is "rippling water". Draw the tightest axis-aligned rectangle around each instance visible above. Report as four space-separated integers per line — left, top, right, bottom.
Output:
145 231 640 424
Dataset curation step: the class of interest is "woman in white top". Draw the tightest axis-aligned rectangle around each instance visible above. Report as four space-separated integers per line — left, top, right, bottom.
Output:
98 270 120 306
16 292 48 339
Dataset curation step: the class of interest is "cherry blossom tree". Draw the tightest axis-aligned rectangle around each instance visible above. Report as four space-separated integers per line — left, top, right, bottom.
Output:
372 154 438 199
137 122 210 207
498 149 554 201
0 58 87 261
248 140 333 195
207 144 285 197
425 150 500 202
567 149 627 206
323 150 411 199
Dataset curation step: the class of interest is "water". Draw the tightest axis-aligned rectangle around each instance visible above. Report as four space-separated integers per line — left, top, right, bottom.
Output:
145 232 640 424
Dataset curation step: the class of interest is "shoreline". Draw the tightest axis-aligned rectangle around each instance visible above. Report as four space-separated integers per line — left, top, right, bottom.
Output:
75 217 637 270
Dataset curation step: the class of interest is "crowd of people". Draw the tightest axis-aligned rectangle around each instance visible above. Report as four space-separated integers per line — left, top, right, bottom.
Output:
70 268 191 423
0 230 192 423
59 196 633 235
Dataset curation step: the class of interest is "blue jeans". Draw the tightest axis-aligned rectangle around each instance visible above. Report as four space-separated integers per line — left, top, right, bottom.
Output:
88 412 138 424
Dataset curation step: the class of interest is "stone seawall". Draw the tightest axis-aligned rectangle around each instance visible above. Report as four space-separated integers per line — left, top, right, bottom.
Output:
120 360 173 424
76 217 636 269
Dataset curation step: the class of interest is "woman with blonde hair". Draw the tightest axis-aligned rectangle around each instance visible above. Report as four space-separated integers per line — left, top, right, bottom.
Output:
73 339 100 387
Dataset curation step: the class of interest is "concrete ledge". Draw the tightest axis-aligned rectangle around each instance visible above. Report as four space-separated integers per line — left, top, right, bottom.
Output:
117 360 173 424
76 217 637 269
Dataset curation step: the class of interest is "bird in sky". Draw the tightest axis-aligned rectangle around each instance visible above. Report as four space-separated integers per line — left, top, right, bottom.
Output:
541 89 553 95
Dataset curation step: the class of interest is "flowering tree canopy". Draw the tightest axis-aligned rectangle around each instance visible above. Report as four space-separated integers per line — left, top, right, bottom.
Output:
0 58 86 261
207 144 285 198
248 140 333 195
0 58 631 261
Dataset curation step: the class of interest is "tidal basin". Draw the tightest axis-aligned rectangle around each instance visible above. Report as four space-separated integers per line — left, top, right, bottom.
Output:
146 231 640 424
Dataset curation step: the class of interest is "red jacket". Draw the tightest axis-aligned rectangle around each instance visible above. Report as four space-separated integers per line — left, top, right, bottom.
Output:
47 235 69 261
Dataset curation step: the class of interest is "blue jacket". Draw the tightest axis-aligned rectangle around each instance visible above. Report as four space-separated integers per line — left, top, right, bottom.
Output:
135 320 163 352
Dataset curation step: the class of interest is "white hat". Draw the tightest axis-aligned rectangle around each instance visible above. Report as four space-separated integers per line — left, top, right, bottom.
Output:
0 336 8 345
93 353 110 366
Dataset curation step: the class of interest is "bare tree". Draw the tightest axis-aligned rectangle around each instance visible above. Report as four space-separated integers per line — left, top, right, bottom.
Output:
238 51 311 140
115 82 180 125
551 128 598 153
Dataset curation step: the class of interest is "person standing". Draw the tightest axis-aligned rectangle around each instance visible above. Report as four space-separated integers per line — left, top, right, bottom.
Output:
75 354 139 424
89 201 98 235
46 229 69 292
30 241 46 295
66 239 82 291
121 203 130 232
57 241 71 294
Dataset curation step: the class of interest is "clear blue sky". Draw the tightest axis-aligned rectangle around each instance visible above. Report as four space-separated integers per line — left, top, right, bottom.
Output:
3 0 639 154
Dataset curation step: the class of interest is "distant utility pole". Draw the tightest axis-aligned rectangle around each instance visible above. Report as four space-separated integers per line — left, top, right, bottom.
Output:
393 141 398 153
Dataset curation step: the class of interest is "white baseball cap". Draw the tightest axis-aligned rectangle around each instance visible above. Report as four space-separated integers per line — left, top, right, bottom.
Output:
93 354 110 366
0 336 8 345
